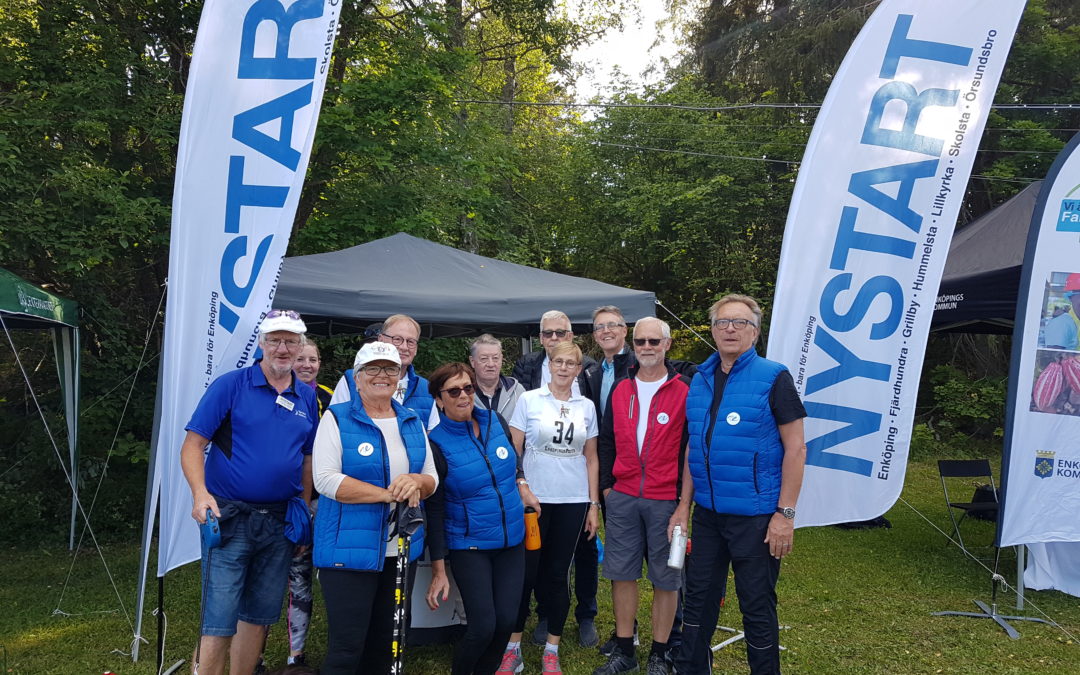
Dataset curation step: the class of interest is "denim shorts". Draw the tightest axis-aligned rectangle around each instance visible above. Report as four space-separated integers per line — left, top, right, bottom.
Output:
200 511 292 636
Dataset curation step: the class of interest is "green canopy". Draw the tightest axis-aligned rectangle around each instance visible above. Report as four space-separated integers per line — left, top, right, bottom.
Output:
0 267 81 548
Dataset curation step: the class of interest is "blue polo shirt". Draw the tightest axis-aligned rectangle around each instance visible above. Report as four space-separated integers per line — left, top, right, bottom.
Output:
186 361 318 503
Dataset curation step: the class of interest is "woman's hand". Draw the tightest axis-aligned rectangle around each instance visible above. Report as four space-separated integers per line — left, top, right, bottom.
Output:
426 565 451 610
584 504 600 540
519 484 541 516
388 473 424 506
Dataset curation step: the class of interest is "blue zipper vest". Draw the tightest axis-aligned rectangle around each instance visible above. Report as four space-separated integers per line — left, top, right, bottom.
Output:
428 408 525 550
342 365 435 422
686 349 786 516
313 397 428 570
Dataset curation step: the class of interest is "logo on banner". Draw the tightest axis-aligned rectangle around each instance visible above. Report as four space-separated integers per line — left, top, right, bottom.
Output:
1058 188 1080 232
1034 450 1055 478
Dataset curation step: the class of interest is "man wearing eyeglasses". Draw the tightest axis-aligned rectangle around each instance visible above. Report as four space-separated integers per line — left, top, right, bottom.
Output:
669 295 806 675
329 314 438 428
511 310 599 398
583 306 630 419
593 317 691 675
180 309 319 675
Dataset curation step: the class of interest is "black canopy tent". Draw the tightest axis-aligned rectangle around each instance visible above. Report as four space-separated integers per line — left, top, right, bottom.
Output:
932 181 1041 333
275 232 657 337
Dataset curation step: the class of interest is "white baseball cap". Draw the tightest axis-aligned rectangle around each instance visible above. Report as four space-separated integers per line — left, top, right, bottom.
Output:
353 341 401 370
258 309 307 335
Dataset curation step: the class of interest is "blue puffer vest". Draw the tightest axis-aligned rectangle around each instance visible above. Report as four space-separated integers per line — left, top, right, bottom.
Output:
343 365 435 422
686 349 786 516
428 408 525 550
313 397 428 571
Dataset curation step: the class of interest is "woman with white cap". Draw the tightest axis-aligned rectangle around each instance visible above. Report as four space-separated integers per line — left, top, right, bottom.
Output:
311 341 439 674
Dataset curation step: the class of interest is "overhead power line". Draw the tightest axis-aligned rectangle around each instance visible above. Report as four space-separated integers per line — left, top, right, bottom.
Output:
455 99 1080 112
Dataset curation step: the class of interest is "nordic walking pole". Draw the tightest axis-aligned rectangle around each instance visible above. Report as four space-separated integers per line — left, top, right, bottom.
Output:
390 502 424 675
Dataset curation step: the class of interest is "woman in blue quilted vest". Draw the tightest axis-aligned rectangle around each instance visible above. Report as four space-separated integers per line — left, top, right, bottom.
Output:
667 294 807 675
424 362 541 675
312 341 439 674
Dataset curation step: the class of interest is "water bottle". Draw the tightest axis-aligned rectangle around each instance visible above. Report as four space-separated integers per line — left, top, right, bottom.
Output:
524 507 541 550
668 525 688 569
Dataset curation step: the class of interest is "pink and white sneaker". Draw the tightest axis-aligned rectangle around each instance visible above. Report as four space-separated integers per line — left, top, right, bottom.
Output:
542 650 562 674
496 647 524 674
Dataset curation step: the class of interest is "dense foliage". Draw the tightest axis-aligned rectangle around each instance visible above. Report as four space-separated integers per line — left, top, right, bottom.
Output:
1 0 1078 541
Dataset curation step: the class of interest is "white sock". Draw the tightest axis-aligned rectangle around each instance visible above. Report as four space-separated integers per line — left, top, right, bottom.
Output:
545 642 559 654
507 641 520 652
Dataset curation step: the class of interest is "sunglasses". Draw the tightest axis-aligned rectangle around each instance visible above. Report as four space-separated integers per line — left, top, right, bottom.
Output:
540 329 570 339
265 309 301 320
633 338 663 347
440 385 475 398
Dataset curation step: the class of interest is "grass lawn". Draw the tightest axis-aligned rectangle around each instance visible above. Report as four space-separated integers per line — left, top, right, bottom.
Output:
2 458 1077 674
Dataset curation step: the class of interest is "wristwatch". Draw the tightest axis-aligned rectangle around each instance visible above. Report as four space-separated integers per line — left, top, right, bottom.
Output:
776 506 796 520
517 478 529 486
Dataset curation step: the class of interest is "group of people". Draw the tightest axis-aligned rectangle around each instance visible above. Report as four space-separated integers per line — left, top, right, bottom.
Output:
181 296 807 675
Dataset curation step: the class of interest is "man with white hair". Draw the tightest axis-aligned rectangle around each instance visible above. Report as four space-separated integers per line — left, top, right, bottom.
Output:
470 333 526 420
511 310 599 398
180 309 319 675
594 317 691 675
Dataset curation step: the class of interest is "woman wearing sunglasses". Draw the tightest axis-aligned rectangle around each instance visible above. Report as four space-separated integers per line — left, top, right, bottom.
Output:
311 341 439 674
423 362 540 674
500 340 601 675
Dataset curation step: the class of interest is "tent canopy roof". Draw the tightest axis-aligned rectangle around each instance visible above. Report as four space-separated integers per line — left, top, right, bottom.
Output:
275 233 656 337
0 267 79 329
932 181 1041 333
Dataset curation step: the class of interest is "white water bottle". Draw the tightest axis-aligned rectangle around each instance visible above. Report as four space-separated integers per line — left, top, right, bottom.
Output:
668 525 688 569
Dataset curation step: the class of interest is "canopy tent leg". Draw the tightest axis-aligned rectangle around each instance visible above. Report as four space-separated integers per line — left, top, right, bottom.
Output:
134 362 166 663
52 326 80 550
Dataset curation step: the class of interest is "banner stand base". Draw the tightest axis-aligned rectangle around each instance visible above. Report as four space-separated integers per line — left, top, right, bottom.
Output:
712 625 790 652
932 600 1053 640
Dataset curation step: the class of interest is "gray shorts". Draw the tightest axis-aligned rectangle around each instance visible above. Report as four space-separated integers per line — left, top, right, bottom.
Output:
602 489 681 591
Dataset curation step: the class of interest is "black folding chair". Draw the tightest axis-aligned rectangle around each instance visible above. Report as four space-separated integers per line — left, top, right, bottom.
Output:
937 459 999 554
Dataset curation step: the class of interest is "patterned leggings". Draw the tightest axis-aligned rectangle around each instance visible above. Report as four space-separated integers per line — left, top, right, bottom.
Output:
286 545 314 653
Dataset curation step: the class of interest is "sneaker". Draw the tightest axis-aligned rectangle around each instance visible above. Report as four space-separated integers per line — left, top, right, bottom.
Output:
599 628 640 656
532 617 549 645
542 650 563 674
497 647 524 675
592 648 639 674
286 654 307 667
646 652 670 675
579 618 599 647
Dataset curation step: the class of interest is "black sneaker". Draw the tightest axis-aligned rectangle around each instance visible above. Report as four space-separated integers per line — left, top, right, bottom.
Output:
592 648 639 674
579 618 599 647
287 653 307 667
531 617 549 645
646 652 670 675
599 629 640 656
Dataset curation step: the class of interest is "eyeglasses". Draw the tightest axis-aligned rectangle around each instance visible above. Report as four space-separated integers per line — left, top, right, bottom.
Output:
551 359 580 369
360 364 402 377
711 318 757 330
633 338 663 347
440 384 475 398
265 309 301 320
593 322 625 333
381 333 419 349
540 329 570 339
264 337 302 350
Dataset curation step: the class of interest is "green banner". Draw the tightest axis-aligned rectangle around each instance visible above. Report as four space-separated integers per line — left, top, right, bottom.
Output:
0 267 78 327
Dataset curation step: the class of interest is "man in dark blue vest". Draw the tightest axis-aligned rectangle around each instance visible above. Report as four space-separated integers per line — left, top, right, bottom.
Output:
669 294 806 675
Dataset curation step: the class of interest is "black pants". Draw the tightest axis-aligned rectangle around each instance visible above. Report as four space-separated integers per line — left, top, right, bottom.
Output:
449 544 525 675
319 561 416 675
515 502 588 638
674 508 780 675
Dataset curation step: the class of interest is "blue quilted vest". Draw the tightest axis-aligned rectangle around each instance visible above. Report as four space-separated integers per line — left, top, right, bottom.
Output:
686 349 786 516
428 408 525 550
313 397 428 571
343 365 435 422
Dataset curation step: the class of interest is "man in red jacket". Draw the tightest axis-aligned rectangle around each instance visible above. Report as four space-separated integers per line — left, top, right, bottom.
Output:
595 317 691 675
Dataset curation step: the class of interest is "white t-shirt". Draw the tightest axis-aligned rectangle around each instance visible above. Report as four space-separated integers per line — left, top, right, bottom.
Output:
330 373 441 429
510 386 598 503
633 376 664 454
539 356 582 397
311 411 438 557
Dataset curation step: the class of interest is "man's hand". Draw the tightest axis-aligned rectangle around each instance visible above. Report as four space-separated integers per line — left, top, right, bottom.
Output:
191 491 219 524
667 502 690 541
765 512 795 559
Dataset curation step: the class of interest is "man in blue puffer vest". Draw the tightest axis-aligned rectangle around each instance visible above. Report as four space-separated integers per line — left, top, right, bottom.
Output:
328 313 438 428
668 294 807 675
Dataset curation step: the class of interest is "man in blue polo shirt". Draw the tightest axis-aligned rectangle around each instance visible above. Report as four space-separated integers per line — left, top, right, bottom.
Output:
180 309 318 675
